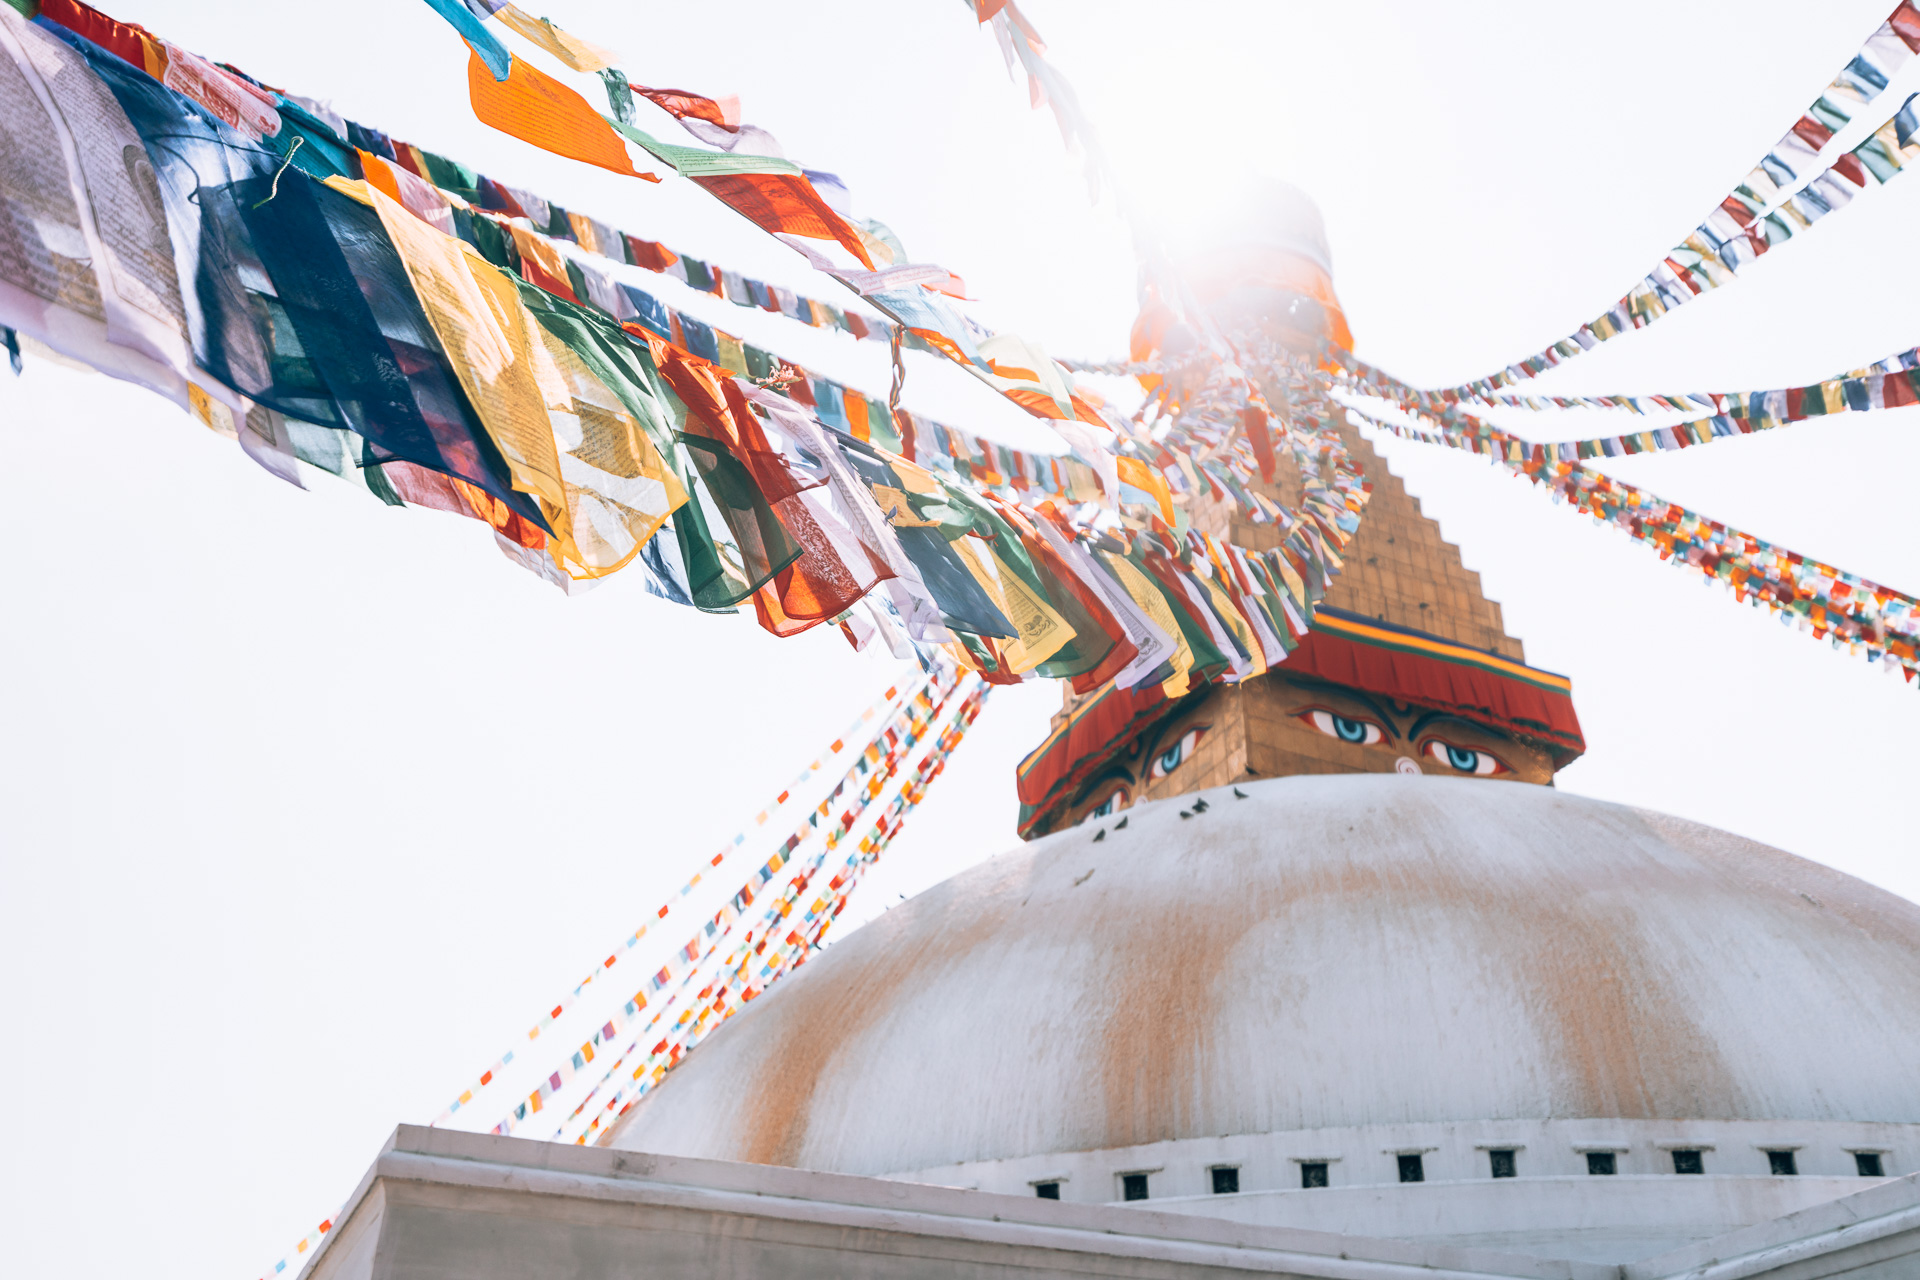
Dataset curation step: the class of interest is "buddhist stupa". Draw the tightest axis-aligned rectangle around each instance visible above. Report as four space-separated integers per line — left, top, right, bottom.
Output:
304 187 1920 1280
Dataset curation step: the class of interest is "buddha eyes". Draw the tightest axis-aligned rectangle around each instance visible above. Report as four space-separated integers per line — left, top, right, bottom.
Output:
1148 727 1207 779
1088 788 1126 819
1291 705 1512 776
1297 709 1386 746
1423 739 1510 776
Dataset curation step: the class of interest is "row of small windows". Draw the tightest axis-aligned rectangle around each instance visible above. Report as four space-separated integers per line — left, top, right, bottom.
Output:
1572 1148 1882 1179
1397 1146 1884 1183
1036 1148 1888 1200
1040 1164 1329 1201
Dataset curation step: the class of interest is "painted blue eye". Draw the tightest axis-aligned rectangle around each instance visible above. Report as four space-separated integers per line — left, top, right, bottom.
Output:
1148 727 1208 779
1424 739 1509 776
1084 788 1128 822
1301 710 1385 746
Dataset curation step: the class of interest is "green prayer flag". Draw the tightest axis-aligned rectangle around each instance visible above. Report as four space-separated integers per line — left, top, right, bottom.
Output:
416 150 481 203
605 120 800 178
744 345 777 381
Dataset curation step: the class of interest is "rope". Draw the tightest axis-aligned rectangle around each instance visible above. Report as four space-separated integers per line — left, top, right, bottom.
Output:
251 136 304 209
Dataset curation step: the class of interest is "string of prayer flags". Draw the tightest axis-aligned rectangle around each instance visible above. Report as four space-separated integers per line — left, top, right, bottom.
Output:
429 673 921 1126
418 0 877 268
739 684 988 984
1469 346 1920 416
265 672 986 1275
1011 0 1919 693
44 0 1135 521
256 1216 335 1280
493 667 956 1136
9 0 1384 708
33 0 1880 714
515 667 969 1142
1336 390 1920 682
506 671 955 1135
794 682 991 940
1743 5 1920 205
434 0 1134 453
555 673 988 1146
30 0 1138 525
553 691 964 1142
1426 3 1920 400
477 206 1127 511
1331 347 1920 463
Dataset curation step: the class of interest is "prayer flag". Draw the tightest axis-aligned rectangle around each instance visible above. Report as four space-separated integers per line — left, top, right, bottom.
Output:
468 50 655 179
494 3 620 72
421 0 511 80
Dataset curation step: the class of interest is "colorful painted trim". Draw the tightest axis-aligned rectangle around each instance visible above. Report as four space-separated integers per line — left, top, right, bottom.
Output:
1308 608 1573 695
1015 609 1585 838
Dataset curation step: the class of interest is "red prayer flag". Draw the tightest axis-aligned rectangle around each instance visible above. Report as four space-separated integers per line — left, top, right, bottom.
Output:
1241 405 1277 482
633 86 740 129
624 236 679 273
37 0 156 70
693 172 875 268
1886 370 1920 409
1893 0 1920 52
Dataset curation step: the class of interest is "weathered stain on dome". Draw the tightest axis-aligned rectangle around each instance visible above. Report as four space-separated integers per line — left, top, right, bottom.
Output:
605 775 1920 1177
737 873 1029 1167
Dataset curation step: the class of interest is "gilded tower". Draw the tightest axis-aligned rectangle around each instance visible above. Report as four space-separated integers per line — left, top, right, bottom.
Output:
1016 189 1584 837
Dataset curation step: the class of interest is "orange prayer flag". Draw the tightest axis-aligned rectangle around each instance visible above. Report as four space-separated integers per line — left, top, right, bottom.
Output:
507 223 579 302
1116 455 1175 524
996 386 1067 421
467 50 659 181
844 392 870 442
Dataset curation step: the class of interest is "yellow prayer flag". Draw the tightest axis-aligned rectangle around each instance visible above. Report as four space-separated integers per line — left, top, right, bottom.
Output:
1102 551 1193 696
1197 571 1265 679
952 535 1073 673
714 331 750 376
359 179 685 578
494 3 621 72
565 211 601 255
358 180 575 545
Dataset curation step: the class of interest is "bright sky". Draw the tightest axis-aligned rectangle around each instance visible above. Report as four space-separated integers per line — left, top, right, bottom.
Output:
3 2 1918 1278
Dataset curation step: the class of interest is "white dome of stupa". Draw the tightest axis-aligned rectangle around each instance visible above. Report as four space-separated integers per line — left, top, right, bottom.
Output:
606 774 1920 1262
